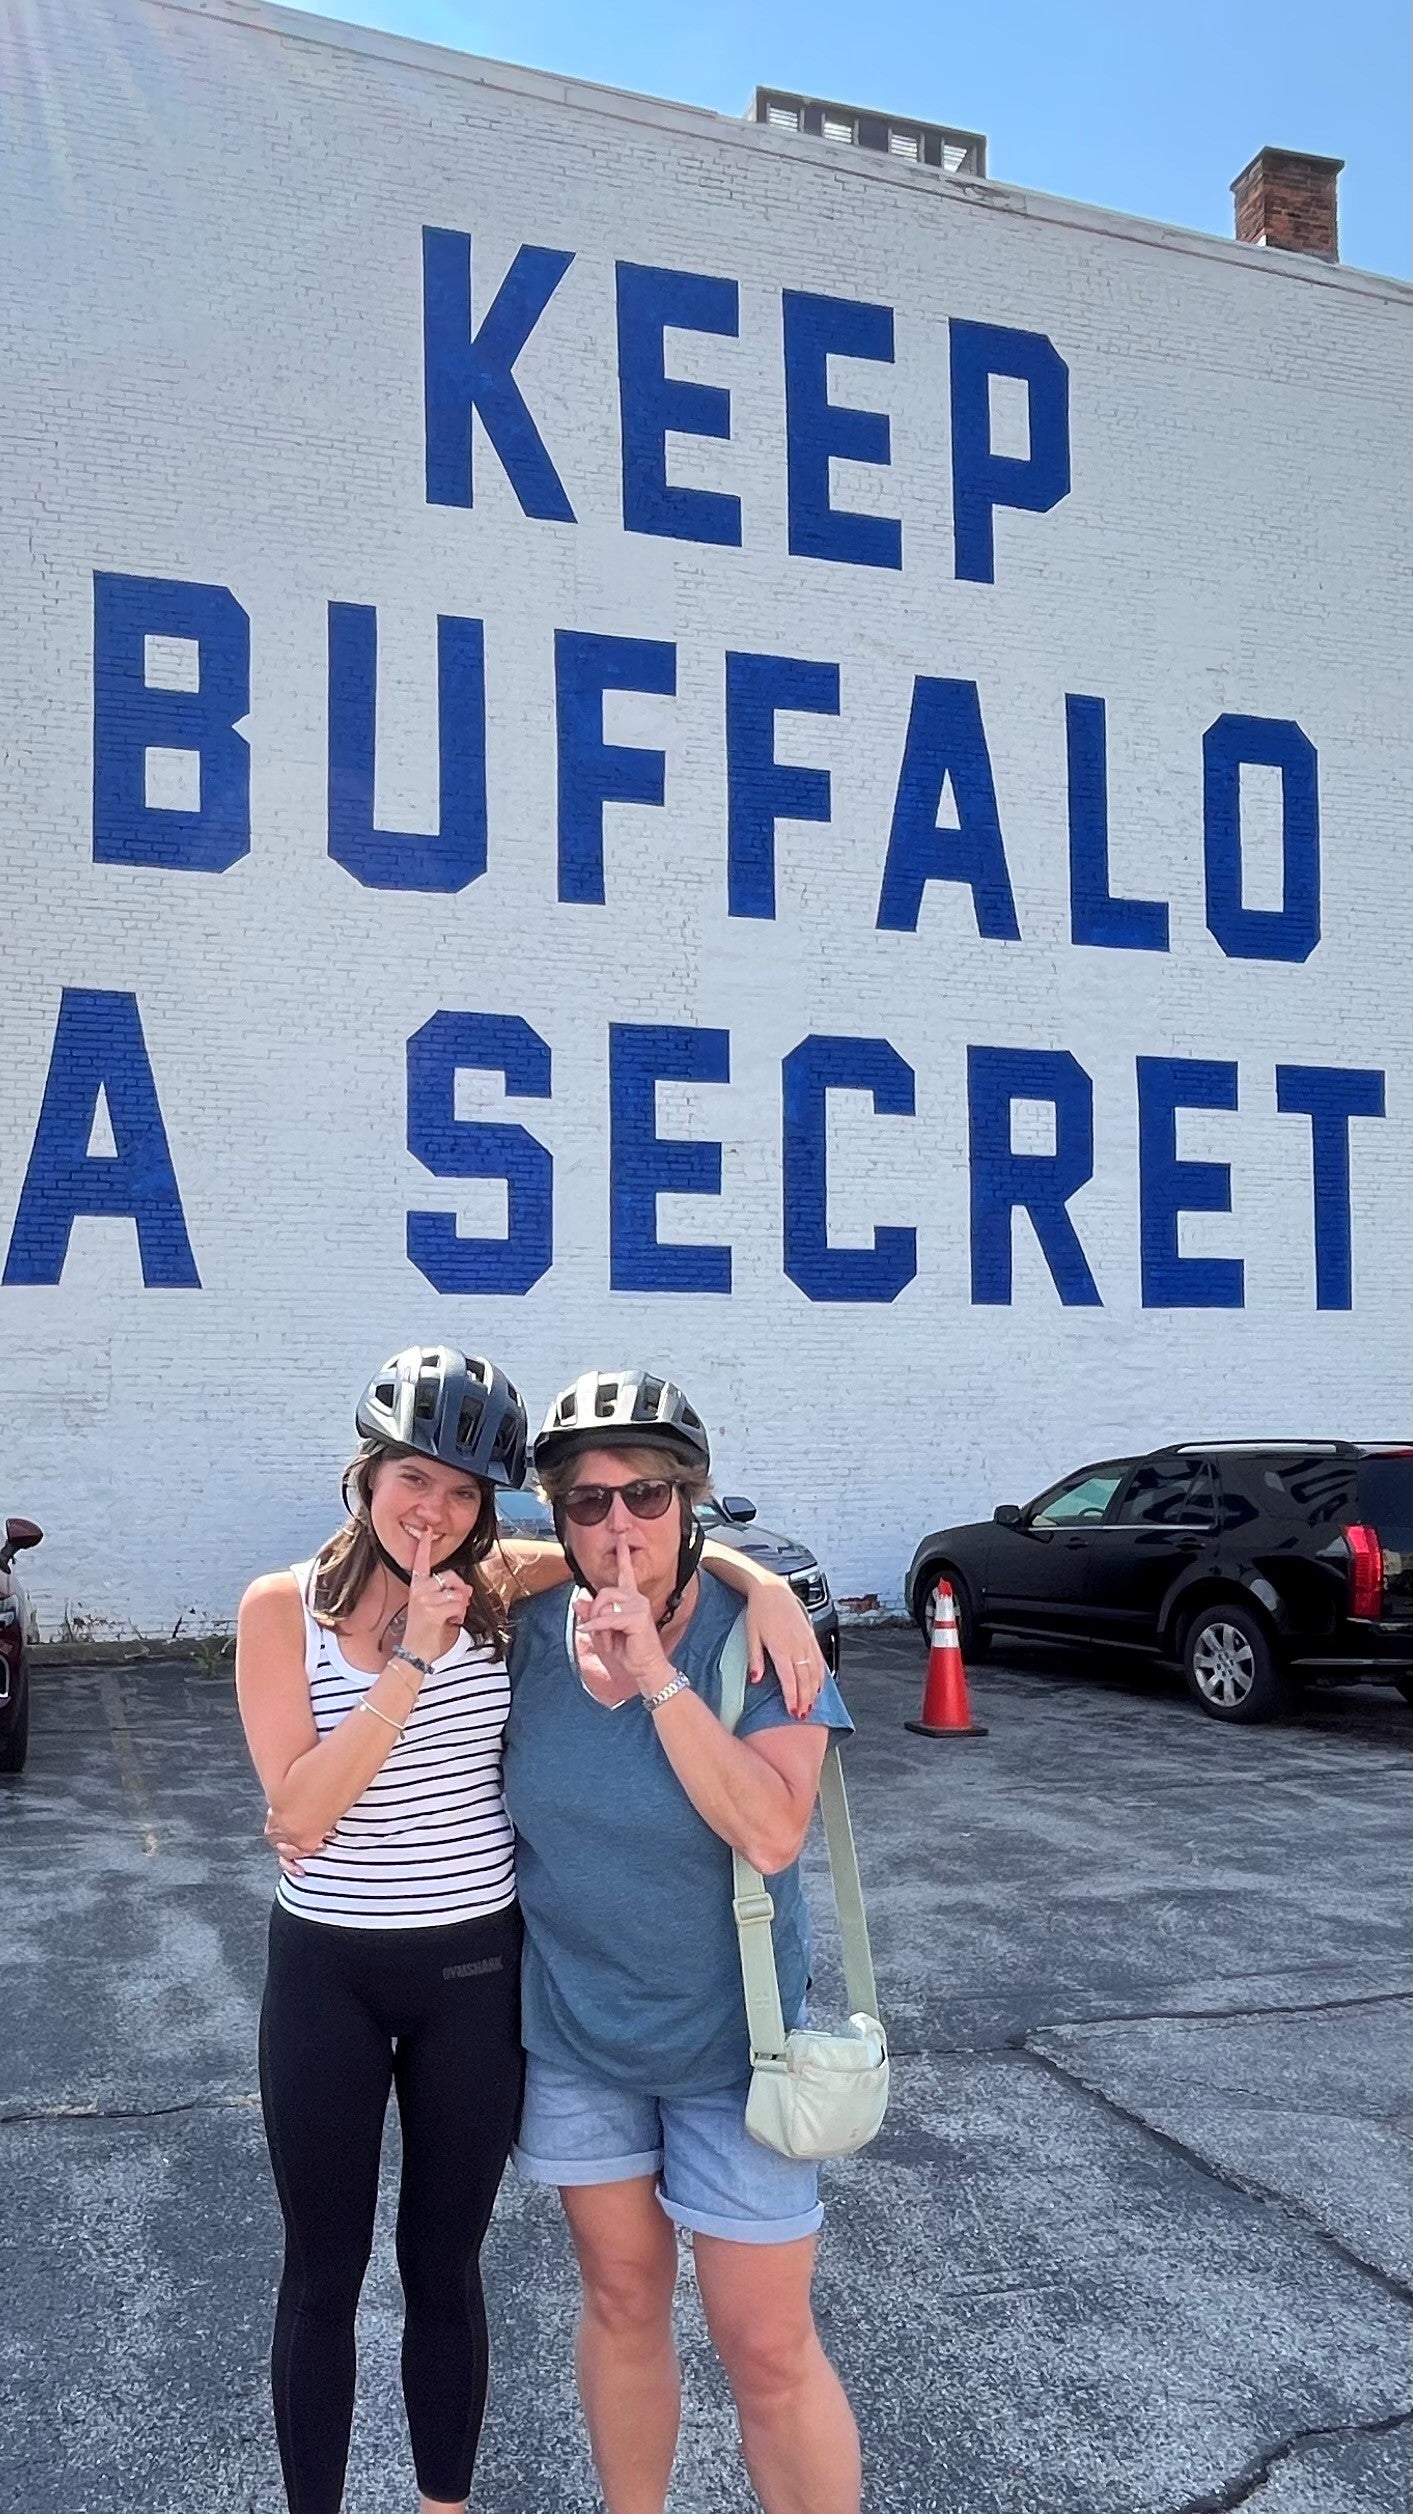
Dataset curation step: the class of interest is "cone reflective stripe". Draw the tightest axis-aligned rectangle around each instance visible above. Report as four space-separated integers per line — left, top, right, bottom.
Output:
905 1580 989 1739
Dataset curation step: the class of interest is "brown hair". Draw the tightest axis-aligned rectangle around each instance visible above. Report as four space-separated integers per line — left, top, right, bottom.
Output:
311 1440 507 1651
536 1441 713 1511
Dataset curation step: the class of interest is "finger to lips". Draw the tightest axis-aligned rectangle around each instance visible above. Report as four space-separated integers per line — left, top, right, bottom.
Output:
615 1533 638 1593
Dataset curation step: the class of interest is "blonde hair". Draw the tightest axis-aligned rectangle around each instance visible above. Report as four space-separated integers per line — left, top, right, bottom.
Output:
536 1441 712 1510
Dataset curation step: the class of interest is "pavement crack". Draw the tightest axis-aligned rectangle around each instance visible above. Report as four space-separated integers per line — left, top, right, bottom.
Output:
1159 2408 1410 2514
1017 2042 1413 2303
0 2092 259 2127
873 1987 1408 2064
1026 1987 1411 2035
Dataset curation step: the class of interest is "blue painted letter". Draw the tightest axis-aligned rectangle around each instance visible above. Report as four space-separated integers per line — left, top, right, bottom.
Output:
782 1036 917 1303
328 605 487 893
725 653 839 919
1137 1057 1243 1308
967 1046 1101 1306
93 573 250 872
617 263 741 546
950 320 1070 584
556 632 676 904
609 1025 731 1293
1276 1064 1386 1310
4 990 200 1287
1203 715 1320 963
1067 695 1170 951
782 292 901 570
423 227 575 520
876 678 1020 938
406 1013 552 1295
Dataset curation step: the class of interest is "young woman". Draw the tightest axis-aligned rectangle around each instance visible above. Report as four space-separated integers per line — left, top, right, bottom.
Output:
504 1370 860 2514
235 1343 823 2514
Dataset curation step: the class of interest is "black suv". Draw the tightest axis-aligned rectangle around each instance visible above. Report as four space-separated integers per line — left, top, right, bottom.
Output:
905 1443 1412 1723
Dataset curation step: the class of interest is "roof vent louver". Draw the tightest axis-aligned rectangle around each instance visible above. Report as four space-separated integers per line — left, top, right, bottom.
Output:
748 89 986 179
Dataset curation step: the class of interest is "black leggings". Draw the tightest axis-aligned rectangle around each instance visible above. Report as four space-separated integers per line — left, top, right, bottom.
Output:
258 1898 523 2514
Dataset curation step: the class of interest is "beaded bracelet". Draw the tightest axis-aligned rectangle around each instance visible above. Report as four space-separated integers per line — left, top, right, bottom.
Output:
390 1644 434 1678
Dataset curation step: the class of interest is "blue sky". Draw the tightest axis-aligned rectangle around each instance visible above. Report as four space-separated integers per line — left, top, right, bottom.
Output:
293 0 1409 277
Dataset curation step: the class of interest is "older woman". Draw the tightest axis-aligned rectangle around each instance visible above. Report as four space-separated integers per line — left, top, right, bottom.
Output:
504 1370 860 2514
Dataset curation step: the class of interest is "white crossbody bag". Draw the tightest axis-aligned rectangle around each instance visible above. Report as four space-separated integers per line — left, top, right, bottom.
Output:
717 1614 889 2161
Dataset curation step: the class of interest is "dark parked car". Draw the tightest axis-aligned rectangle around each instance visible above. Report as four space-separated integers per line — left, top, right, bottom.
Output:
906 1442 1413 1723
0 1516 44 1774
495 1486 841 1672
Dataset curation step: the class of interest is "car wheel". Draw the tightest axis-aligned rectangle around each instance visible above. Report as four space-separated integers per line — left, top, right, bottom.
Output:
0 1671 30 1774
1181 1603 1287 1723
920 1572 990 1661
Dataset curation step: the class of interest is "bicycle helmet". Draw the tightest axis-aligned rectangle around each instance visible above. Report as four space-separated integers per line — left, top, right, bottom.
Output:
356 1346 528 1489
533 1370 711 1478
534 1370 710 1627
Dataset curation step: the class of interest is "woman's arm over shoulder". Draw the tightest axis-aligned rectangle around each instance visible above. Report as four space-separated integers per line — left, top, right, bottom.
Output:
484 1538 571 1609
234 1571 317 1808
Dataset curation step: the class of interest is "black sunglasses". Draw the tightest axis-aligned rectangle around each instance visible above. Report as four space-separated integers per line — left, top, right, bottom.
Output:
560 1477 683 1527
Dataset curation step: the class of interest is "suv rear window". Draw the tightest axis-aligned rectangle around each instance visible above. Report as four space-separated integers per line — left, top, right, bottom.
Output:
1355 1455 1413 1545
1247 1456 1356 1524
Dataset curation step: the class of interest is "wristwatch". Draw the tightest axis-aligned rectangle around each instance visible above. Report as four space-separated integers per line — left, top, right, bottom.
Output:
643 1672 692 1713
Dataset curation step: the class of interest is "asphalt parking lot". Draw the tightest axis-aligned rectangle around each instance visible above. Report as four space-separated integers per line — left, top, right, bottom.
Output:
1 1633 1410 2514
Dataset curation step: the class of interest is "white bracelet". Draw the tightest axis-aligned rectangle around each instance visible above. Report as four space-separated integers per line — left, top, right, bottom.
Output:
358 1697 406 1737
643 1673 692 1713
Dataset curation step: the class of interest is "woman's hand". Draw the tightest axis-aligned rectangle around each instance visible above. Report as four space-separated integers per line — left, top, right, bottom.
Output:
744 1582 827 1718
401 1528 471 1663
264 1805 328 1877
573 1538 675 1701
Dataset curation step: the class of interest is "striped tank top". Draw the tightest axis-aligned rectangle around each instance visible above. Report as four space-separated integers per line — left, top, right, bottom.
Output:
274 1559 516 1930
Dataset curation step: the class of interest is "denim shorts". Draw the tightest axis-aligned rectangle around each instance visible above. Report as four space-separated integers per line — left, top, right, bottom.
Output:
514 2053 823 2245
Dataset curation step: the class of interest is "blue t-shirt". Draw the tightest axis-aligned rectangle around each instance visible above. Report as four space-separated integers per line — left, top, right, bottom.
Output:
503 1571 853 2097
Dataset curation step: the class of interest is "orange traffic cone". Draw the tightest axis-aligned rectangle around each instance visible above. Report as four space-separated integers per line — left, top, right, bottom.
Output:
905 1581 988 1739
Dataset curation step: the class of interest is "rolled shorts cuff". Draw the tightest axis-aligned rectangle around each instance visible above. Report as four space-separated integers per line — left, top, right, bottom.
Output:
514 2140 662 2188
658 2190 825 2246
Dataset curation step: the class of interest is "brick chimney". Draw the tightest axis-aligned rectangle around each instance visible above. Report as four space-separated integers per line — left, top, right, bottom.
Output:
1232 148 1344 261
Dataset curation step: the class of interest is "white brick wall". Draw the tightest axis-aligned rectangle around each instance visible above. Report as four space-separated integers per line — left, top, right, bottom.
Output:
2 0 1409 1636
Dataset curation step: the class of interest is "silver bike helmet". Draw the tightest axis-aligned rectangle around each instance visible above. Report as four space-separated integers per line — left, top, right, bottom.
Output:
533 1369 710 1478
533 1370 710 1627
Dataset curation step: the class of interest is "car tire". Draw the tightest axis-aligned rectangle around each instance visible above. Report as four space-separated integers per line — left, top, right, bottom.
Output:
1181 1601 1288 1723
0 1671 30 1774
1393 1678 1413 1708
919 1571 991 1661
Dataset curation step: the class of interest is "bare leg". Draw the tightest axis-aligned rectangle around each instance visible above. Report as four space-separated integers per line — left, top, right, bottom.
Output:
560 2179 682 2514
693 2232 860 2514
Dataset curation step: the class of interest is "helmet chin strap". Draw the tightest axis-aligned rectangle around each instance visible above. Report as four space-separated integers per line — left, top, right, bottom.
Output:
553 1499 703 1633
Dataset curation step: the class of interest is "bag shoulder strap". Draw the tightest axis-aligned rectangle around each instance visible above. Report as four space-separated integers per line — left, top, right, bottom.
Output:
718 1614 880 2062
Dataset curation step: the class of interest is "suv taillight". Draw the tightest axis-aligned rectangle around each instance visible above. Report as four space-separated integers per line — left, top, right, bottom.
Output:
1346 1524 1384 1620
